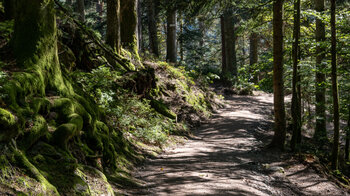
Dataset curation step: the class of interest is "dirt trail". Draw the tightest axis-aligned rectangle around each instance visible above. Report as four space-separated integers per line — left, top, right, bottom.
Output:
126 93 349 196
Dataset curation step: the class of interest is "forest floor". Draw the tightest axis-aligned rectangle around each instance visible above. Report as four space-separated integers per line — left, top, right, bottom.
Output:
121 92 349 196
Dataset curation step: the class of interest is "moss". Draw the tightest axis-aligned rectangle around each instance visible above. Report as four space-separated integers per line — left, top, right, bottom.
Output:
19 115 48 150
12 148 59 195
0 108 18 142
52 122 79 149
150 99 177 120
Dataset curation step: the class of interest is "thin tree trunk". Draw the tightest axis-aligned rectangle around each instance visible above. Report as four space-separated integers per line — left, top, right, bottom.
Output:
249 32 259 83
221 15 227 76
270 0 286 150
66 0 72 6
147 0 159 57
179 12 184 62
76 0 85 22
346 104 350 161
166 8 177 64
137 0 143 52
314 0 327 142
291 0 302 152
330 0 339 170
106 0 121 54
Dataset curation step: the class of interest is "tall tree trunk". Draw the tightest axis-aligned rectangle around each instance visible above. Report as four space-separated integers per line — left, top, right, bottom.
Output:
166 8 177 64
330 0 339 170
106 0 121 54
249 32 259 83
221 15 227 76
76 0 85 22
4 0 15 20
314 0 327 142
270 0 286 150
179 12 184 62
147 0 159 57
222 9 237 78
120 0 139 57
346 104 350 161
13 0 72 101
137 0 143 52
291 0 302 152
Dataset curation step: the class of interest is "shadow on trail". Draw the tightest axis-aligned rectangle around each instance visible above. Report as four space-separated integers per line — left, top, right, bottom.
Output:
129 94 346 196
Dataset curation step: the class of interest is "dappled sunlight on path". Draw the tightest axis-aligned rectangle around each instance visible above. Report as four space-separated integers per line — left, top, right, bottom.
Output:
128 93 348 196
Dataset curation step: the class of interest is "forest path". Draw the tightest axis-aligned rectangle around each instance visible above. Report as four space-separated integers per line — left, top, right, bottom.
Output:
126 93 348 196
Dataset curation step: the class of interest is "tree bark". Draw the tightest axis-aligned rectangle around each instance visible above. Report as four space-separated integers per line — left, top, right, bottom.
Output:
314 0 327 142
249 32 259 83
120 0 139 54
221 15 227 75
346 105 350 161
270 0 286 150
147 0 159 57
291 0 302 152
222 9 237 78
76 0 85 22
330 0 339 170
4 0 15 20
13 0 70 95
106 0 121 54
166 8 177 64
137 0 143 52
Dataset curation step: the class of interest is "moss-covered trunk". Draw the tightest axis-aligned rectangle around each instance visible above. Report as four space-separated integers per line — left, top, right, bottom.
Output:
13 0 72 99
120 0 138 54
106 0 121 54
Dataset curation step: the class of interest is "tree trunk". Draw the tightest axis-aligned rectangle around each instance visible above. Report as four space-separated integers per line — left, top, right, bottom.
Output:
270 0 286 150
221 15 227 76
13 0 67 94
166 8 177 64
179 12 184 62
4 0 15 20
137 0 143 52
222 9 237 78
199 17 205 48
314 0 327 142
76 0 85 22
249 32 258 83
330 0 339 170
147 0 159 57
346 105 350 161
291 0 302 152
106 0 121 54
120 0 139 55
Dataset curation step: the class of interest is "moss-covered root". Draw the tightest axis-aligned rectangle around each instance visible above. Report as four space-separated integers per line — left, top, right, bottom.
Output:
12 147 59 195
150 99 177 120
0 108 18 142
